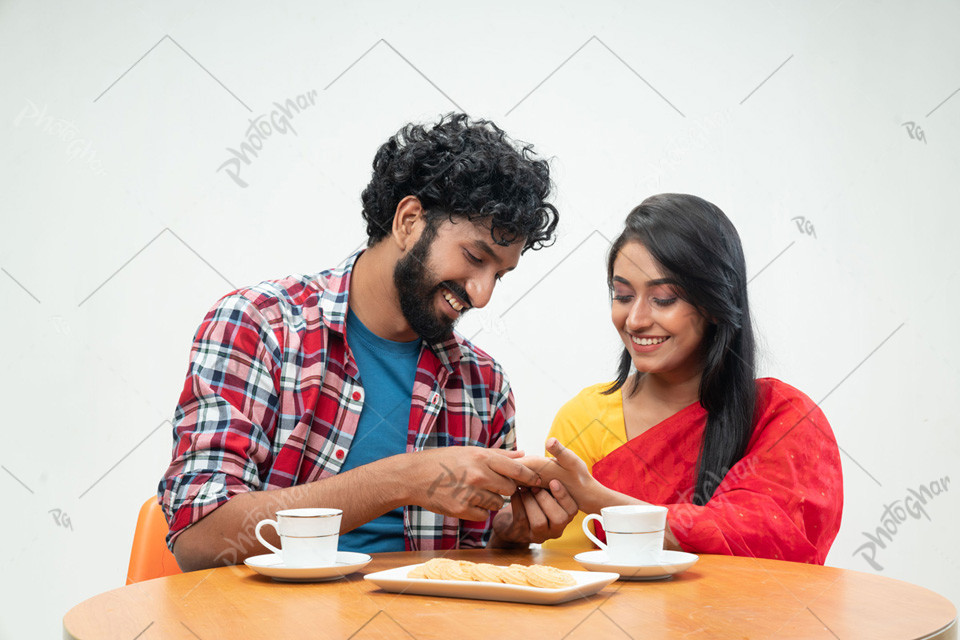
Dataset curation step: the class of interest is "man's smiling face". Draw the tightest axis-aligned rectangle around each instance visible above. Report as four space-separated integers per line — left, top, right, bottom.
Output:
393 216 523 342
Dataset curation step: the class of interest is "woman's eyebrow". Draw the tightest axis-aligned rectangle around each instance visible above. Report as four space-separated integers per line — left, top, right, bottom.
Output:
612 275 678 287
646 277 678 287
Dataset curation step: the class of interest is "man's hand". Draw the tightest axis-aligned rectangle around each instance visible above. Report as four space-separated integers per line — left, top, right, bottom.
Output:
174 446 541 571
489 480 579 546
407 447 542 522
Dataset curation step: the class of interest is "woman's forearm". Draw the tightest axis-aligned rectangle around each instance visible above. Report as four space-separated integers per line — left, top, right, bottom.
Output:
578 482 682 550
580 481 640 515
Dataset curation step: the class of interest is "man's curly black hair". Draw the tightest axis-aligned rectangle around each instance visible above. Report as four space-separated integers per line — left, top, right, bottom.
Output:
360 113 559 253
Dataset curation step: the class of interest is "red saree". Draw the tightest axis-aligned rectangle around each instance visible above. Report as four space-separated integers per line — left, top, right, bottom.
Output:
591 378 843 564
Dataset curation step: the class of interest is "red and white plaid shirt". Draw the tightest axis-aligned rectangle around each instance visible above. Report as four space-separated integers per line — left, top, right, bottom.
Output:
159 251 516 552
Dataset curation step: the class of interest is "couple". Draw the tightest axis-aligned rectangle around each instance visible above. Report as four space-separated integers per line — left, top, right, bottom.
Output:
159 114 842 571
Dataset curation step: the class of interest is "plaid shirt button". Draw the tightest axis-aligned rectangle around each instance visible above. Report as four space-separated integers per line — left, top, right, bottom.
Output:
352 390 362 401
335 447 346 460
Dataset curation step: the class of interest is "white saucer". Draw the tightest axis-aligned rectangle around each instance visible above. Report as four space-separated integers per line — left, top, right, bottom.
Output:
244 551 372 582
574 550 699 580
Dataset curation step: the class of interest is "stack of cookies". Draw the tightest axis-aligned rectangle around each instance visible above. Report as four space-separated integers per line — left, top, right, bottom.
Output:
408 558 576 589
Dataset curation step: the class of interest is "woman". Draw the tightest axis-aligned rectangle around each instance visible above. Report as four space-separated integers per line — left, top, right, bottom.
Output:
531 193 842 564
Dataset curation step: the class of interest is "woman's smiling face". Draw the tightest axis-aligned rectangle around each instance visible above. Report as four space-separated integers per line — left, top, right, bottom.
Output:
610 240 708 384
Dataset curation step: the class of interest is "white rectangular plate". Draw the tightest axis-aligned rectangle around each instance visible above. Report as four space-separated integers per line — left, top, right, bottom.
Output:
364 563 619 605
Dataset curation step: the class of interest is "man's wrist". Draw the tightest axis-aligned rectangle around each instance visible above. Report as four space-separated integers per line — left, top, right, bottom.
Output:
383 452 419 508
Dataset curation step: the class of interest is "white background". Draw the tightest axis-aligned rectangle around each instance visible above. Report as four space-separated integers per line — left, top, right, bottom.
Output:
1 1 957 637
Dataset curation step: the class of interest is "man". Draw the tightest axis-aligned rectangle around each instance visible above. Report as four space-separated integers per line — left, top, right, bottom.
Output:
160 113 579 571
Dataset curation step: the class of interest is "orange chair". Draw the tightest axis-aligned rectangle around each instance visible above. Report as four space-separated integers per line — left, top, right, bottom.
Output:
126 497 183 584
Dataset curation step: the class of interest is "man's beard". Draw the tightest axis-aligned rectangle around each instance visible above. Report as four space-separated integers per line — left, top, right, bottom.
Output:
393 225 470 342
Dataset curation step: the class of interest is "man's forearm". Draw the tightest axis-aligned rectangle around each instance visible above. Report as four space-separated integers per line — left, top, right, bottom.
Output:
173 453 416 572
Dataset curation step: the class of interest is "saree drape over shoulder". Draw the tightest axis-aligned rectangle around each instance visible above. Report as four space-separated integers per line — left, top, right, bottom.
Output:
544 378 843 564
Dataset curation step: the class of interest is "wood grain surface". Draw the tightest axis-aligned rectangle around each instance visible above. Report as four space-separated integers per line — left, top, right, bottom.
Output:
63 548 956 640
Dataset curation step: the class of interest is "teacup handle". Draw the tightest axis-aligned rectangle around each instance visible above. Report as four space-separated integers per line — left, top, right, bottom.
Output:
255 519 282 555
582 513 607 550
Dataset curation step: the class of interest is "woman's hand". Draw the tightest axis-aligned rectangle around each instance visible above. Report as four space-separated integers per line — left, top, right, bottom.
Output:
537 439 683 551
516 438 606 513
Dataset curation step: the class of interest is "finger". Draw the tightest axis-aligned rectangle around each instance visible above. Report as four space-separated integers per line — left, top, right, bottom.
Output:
548 479 580 515
471 489 506 512
545 437 584 470
509 489 529 526
462 505 492 522
457 456 517 496
531 481 576 527
521 489 548 534
487 453 542 488
490 448 525 458
477 471 518 498
447 449 519 496
457 488 503 521
517 455 560 481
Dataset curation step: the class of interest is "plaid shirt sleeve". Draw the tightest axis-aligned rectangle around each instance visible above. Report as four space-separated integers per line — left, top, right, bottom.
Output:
158 293 283 551
460 366 517 549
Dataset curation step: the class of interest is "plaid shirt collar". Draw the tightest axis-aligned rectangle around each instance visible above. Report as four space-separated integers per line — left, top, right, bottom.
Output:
318 250 463 373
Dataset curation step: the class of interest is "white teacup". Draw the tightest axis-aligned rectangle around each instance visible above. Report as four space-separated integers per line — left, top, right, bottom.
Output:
582 505 667 564
255 507 342 567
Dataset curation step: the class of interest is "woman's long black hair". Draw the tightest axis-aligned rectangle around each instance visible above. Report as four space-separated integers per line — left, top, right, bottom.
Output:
603 194 756 506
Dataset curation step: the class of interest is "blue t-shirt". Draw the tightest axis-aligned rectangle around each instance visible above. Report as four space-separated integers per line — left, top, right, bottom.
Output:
337 308 421 553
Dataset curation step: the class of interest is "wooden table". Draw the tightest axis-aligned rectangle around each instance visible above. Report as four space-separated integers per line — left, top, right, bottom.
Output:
64 548 956 639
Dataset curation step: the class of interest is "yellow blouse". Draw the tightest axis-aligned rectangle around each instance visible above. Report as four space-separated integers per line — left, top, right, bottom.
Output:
541 382 628 549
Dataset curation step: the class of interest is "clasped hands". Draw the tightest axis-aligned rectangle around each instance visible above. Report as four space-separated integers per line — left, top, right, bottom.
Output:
414 439 597 545
489 438 598 545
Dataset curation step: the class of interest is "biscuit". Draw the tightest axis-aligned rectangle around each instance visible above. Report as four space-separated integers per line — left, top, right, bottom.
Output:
525 564 576 588
470 563 505 583
499 565 531 586
438 560 473 581
407 564 428 579
421 558 455 580
408 559 576 589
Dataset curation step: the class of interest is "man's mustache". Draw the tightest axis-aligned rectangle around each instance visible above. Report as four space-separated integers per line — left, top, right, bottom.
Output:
439 281 472 308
